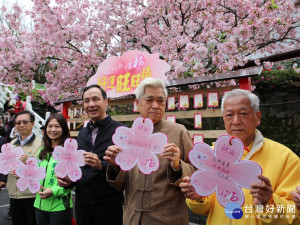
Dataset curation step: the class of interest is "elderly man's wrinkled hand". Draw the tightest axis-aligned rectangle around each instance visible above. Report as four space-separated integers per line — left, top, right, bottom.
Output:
161 143 181 171
291 186 300 211
250 174 273 206
180 176 203 201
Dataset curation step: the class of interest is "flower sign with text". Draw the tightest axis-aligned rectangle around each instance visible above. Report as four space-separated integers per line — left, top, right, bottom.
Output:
189 135 262 207
52 138 86 182
113 117 168 175
0 143 24 175
16 157 46 193
87 50 171 98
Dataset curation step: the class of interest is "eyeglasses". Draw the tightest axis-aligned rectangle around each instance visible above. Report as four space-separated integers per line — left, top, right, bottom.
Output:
15 120 31 126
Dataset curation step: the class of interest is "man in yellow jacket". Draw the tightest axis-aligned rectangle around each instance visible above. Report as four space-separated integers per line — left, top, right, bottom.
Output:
180 89 300 225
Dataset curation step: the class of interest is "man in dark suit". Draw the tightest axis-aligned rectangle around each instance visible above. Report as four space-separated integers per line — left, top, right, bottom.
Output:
57 85 124 225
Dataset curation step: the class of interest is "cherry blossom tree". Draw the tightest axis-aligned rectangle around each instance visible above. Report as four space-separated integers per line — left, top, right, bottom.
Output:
0 0 299 104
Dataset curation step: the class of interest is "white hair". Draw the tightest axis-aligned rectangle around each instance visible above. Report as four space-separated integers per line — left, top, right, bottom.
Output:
221 89 260 113
134 78 168 100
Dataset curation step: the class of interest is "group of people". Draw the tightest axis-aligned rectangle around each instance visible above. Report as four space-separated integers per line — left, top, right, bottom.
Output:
0 98 73 225
0 78 299 225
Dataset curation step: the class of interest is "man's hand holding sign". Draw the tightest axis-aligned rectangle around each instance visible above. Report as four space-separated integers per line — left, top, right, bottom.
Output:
180 90 300 225
105 117 173 174
184 135 263 208
105 78 196 225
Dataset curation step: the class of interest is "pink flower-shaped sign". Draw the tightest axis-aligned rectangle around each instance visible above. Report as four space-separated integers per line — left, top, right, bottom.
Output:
16 157 46 193
87 50 171 98
52 138 85 182
113 117 168 175
189 135 262 207
0 143 24 175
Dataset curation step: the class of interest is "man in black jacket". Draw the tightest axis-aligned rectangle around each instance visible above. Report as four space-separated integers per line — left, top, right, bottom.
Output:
57 85 124 225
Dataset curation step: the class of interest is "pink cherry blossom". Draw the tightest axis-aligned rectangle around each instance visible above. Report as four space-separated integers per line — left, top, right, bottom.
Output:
189 135 262 207
16 157 46 193
263 61 274 70
52 138 85 182
0 143 24 175
113 117 168 175
0 0 299 103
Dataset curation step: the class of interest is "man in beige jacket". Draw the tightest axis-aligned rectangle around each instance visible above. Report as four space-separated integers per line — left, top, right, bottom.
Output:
7 111 42 225
104 78 195 225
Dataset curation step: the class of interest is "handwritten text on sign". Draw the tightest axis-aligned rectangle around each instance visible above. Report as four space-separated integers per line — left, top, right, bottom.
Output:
113 117 168 175
0 143 24 175
52 138 86 182
87 50 171 98
189 135 262 207
16 157 46 194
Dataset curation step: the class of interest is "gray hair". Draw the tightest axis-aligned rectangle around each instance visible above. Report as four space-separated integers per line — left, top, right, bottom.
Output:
134 78 168 100
221 89 260 113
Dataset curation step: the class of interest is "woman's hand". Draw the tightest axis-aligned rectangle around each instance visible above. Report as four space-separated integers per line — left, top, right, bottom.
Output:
38 187 53 199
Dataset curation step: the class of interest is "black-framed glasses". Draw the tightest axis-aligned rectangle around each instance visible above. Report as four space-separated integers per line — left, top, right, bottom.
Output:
15 120 31 126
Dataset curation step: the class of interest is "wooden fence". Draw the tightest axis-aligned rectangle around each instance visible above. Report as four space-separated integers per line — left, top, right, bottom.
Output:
67 86 236 143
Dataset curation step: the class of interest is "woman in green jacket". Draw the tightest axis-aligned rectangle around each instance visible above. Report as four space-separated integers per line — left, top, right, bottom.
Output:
34 113 73 225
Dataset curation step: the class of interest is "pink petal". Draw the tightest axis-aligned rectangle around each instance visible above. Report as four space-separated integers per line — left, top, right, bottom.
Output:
94 55 125 76
71 150 85 166
26 157 38 168
189 142 216 170
28 179 41 193
54 162 68 178
15 164 27 177
32 167 46 180
230 161 262 188
64 138 78 153
147 133 168 153
1 143 13 154
112 127 133 148
67 165 82 182
11 160 22 170
17 177 29 192
13 147 24 159
190 170 217 196
216 182 244 207
52 146 65 162
215 135 244 164
0 163 13 175
0 165 7 175
0 145 23 174
137 152 159 175
132 118 153 137
115 150 138 171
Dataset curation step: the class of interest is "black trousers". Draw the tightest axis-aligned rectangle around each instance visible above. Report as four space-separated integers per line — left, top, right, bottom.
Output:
75 199 122 225
10 198 37 225
35 208 73 225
